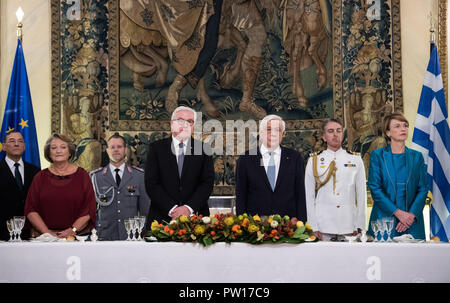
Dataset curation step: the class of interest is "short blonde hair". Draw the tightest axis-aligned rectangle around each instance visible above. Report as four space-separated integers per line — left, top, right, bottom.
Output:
383 112 409 138
44 133 76 163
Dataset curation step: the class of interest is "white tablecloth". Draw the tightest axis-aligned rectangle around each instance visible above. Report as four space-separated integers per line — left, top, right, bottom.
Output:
0 241 449 283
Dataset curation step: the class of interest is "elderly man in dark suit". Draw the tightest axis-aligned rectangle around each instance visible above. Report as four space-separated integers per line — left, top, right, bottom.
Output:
0 131 40 240
235 115 307 221
144 106 214 227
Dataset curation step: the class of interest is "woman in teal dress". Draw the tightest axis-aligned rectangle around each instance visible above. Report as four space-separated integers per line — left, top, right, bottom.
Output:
368 112 428 240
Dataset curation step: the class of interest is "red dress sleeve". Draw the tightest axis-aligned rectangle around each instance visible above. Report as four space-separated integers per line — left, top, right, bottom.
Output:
24 171 43 217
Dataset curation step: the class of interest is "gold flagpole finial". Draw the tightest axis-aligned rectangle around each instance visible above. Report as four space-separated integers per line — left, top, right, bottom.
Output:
428 11 436 44
16 7 24 42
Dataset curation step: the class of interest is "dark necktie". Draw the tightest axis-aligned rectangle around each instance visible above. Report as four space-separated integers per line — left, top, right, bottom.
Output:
14 163 23 190
177 142 184 177
115 168 121 186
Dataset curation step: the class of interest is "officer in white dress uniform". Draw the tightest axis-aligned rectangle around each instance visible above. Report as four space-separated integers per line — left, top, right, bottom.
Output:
305 119 367 241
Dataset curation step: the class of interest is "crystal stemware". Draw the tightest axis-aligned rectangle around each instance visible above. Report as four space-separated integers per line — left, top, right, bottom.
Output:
6 219 14 242
384 217 394 242
13 216 25 242
124 219 132 241
136 216 146 241
371 220 380 242
130 218 138 241
378 219 387 242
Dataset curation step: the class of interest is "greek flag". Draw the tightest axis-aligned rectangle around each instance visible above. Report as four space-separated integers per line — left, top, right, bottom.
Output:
411 42 450 241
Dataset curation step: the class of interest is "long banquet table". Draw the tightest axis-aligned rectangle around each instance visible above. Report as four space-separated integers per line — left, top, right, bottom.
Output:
1 241 449 283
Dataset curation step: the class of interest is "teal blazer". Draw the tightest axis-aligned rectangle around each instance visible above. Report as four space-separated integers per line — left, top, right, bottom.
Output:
368 145 428 239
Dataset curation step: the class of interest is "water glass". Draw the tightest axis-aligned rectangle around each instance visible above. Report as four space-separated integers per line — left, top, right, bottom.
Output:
371 220 380 242
135 216 146 241
383 217 394 242
378 219 387 242
13 216 25 242
124 219 132 241
130 218 138 241
6 220 14 242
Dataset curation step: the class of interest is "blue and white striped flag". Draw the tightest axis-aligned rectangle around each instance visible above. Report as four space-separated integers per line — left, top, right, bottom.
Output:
411 42 450 241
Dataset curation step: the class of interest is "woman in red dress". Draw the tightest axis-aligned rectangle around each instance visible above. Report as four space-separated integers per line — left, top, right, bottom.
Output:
25 133 96 238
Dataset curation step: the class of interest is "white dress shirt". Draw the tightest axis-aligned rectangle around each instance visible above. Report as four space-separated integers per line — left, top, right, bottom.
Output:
5 156 24 184
109 162 125 180
172 136 188 163
260 144 281 186
169 136 193 217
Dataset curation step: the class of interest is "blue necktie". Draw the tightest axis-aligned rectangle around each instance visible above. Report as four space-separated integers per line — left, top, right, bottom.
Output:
14 163 23 190
178 142 184 177
267 152 276 191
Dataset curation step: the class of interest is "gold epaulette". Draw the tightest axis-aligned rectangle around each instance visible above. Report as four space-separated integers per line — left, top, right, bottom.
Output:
348 150 361 156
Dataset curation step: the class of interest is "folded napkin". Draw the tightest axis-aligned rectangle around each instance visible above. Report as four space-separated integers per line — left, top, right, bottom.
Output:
392 234 424 243
32 233 61 242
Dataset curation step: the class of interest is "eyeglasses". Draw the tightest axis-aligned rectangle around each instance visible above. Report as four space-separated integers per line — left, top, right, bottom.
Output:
5 139 24 144
173 118 195 126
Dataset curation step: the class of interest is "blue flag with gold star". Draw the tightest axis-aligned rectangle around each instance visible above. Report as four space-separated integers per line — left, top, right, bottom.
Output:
0 39 40 168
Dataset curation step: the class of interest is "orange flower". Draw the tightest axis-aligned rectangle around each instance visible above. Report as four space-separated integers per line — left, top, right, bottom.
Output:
271 229 277 235
210 231 216 236
232 225 241 232
288 231 294 237
178 229 187 236
164 225 170 233
241 218 249 227
169 230 174 236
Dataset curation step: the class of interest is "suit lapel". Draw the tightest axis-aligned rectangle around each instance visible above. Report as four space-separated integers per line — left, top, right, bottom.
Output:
1 159 22 191
405 147 413 184
168 137 181 181
180 138 194 181
382 145 396 187
254 148 273 191
274 147 288 190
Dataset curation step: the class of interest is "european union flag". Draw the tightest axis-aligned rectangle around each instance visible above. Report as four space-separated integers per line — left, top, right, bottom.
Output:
0 39 40 168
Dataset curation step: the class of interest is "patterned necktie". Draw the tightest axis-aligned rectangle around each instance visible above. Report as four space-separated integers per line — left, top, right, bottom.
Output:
177 142 184 177
14 163 23 190
115 168 121 186
267 152 276 191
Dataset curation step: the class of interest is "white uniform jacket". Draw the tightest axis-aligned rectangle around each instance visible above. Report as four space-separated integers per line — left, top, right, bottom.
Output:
305 148 367 234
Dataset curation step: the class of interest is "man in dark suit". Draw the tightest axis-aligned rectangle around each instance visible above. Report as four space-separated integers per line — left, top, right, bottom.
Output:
0 131 40 240
144 106 214 227
236 115 307 221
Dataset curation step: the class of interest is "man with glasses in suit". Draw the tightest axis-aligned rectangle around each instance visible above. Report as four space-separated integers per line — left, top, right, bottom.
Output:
144 106 214 227
0 131 40 240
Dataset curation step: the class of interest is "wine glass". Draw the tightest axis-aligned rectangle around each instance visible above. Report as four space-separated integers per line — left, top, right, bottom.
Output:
378 219 387 242
13 216 25 242
371 220 380 242
124 219 132 241
6 220 14 242
130 218 138 241
138 216 146 241
383 217 394 242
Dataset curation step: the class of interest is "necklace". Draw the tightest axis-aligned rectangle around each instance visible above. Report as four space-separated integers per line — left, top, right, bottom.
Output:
51 163 71 176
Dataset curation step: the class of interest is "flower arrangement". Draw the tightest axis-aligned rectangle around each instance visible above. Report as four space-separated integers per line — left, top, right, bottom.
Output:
146 213 318 246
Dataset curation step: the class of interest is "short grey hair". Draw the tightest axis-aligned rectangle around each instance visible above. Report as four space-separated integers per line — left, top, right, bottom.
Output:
259 115 286 133
171 106 197 123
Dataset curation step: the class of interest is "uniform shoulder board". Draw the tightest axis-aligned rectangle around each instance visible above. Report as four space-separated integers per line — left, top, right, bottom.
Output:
132 166 145 173
89 167 103 176
348 150 361 156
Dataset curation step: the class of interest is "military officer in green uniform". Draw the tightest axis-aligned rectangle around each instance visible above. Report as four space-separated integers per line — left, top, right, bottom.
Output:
90 134 150 240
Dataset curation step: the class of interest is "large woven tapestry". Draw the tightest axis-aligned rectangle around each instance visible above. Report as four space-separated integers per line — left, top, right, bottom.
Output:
51 0 403 195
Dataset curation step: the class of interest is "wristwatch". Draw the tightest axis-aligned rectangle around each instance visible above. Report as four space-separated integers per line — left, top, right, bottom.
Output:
72 227 77 234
